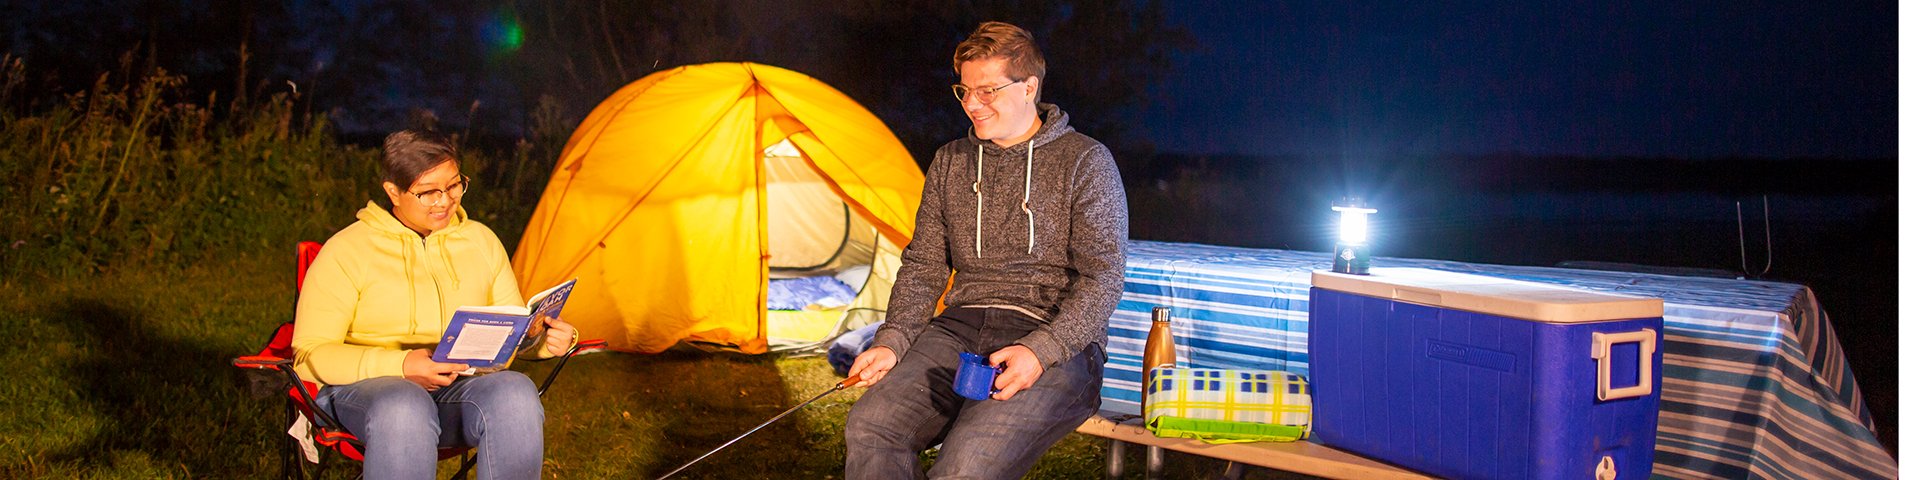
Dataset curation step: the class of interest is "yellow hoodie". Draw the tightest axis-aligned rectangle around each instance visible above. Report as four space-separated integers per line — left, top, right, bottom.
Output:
291 201 523 385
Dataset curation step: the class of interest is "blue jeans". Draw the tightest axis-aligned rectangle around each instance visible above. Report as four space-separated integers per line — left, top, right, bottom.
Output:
315 371 544 480
845 307 1105 479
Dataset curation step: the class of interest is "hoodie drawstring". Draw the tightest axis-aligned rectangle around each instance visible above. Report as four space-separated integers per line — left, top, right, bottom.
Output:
1022 140 1035 255
401 236 418 334
403 234 465 336
973 141 1038 257
974 144 984 258
438 235 461 289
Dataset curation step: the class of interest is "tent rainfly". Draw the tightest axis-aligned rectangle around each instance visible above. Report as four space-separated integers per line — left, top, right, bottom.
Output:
513 62 924 354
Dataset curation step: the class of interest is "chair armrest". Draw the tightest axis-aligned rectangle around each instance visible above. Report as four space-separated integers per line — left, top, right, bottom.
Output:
534 338 606 396
519 337 609 363
233 355 293 369
233 355 301 400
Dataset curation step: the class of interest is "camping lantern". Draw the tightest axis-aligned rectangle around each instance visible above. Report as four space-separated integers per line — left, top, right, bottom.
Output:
1331 198 1376 275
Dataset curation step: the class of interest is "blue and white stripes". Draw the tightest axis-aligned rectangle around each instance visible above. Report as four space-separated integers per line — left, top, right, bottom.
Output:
1098 240 1894 480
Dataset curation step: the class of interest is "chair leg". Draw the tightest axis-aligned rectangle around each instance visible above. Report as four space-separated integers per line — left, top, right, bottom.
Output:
283 404 304 480
1105 439 1127 480
281 434 299 480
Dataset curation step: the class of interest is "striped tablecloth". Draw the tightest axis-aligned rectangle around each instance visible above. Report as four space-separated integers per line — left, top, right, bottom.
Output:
1098 240 1895 479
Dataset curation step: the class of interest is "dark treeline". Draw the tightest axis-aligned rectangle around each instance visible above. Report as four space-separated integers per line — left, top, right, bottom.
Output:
3 0 1191 166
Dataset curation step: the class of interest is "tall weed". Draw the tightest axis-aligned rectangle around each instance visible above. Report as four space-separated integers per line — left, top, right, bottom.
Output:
0 68 569 278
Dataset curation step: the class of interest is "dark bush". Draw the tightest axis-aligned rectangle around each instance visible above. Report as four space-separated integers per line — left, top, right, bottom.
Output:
0 62 566 278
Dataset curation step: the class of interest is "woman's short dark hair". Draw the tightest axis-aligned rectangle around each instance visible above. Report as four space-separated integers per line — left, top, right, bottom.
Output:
380 129 458 188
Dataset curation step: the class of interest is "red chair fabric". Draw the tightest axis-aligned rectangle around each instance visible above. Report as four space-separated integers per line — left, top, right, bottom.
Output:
294 241 322 292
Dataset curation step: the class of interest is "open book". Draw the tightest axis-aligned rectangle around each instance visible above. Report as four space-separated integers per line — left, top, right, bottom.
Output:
431 278 578 374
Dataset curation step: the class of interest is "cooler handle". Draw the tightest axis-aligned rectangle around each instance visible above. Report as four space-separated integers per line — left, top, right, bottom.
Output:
1591 328 1656 401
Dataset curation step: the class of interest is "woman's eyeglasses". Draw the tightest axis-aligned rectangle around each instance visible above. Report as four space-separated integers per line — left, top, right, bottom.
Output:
406 175 470 206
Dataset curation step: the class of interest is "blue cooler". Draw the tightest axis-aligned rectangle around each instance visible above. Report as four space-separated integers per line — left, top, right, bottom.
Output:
1309 268 1662 480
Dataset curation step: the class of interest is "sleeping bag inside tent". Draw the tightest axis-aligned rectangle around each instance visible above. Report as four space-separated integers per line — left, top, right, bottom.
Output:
512 62 924 354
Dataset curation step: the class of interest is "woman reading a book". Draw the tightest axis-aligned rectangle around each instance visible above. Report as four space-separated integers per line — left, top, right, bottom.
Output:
290 129 578 480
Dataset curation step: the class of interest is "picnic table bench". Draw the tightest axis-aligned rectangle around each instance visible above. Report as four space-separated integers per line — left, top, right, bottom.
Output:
1078 413 1431 480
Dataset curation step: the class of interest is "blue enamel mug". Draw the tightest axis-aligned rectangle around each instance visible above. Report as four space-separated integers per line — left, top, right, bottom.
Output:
953 352 1004 400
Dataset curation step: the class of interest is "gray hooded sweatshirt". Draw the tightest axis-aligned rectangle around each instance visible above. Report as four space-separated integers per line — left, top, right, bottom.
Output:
871 103 1128 368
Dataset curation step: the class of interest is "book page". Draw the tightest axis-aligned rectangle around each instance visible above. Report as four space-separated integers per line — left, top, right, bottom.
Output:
460 305 530 315
444 323 516 361
525 279 575 308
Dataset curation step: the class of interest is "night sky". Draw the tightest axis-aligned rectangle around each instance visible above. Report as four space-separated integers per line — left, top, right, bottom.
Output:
4 1 1892 160
1143 1 1895 159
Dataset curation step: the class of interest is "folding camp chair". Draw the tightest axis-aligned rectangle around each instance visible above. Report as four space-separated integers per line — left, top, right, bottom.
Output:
234 241 605 479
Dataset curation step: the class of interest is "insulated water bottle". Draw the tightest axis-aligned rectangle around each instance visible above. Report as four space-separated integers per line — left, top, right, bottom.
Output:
1142 306 1177 417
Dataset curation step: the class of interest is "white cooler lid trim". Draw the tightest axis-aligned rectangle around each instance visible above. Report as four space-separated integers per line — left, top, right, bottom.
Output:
1312 268 1664 323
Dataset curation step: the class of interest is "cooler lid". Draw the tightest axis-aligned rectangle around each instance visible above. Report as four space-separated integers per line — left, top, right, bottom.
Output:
1311 268 1663 323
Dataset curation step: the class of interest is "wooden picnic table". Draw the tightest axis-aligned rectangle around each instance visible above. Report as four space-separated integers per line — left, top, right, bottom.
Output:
1096 241 1895 479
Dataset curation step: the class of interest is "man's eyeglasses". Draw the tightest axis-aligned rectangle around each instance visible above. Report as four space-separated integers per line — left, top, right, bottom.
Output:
406 175 470 206
951 81 1021 104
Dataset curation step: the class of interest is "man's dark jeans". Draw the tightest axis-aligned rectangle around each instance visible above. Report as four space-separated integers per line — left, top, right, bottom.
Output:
845 307 1104 479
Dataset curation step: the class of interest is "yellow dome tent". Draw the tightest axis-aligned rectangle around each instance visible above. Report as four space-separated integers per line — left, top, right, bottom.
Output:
513 63 924 354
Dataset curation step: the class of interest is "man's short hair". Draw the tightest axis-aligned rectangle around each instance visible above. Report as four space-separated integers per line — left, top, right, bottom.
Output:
953 21 1047 89
380 129 458 188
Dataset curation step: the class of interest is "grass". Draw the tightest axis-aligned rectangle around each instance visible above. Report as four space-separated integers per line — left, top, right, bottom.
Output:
0 254 1319 479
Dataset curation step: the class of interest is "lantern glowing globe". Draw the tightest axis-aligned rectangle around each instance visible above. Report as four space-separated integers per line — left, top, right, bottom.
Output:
1331 199 1377 275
